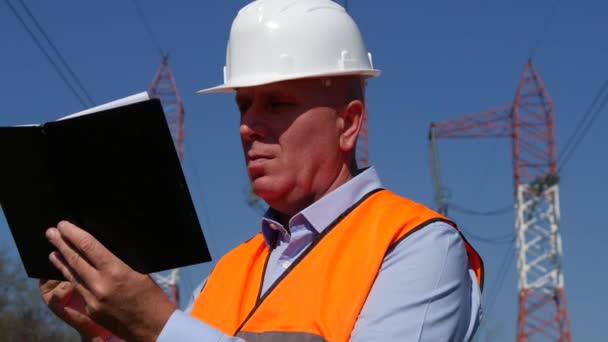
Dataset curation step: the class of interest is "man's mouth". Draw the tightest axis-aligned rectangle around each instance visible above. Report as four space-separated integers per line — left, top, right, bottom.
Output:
247 153 273 176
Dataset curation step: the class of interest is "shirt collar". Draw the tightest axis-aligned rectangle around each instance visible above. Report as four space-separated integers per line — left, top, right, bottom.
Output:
261 167 383 247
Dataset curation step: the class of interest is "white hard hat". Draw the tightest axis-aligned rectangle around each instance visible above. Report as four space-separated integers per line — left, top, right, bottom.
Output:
197 0 380 94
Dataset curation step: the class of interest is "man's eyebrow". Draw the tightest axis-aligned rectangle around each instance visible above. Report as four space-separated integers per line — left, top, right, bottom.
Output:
237 89 297 101
265 88 300 100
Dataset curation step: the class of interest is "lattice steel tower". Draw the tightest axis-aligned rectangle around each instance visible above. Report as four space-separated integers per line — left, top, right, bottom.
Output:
148 55 186 305
428 60 572 341
149 55 185 162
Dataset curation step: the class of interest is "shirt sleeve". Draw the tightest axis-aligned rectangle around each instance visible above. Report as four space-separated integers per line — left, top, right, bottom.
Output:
349 221 482 342
156 278 245 342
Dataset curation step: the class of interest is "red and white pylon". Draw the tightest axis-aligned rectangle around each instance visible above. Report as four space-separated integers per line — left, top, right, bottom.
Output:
149 55 185 162
148 55 186 306
428 59 572 341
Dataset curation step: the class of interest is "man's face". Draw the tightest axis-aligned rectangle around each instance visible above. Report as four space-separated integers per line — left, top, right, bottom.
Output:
236 78 350 214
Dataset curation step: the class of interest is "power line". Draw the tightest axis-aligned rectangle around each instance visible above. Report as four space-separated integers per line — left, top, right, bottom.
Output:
16 0 95 107
441 129 507 217
451 202 513 217
130 0 164 56
558 80 608 172
5 0 93 108
459 226 514 245
559 80 608 161
483 242 515 321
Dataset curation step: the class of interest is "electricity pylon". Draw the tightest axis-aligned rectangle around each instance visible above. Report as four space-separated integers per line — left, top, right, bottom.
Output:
428 59 572 341
148 55 186 306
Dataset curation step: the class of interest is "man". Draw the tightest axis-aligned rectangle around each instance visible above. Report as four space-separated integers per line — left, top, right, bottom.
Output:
41 0 483 341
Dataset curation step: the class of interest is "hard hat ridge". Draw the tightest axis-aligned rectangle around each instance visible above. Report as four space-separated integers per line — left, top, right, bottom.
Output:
198 0 380 94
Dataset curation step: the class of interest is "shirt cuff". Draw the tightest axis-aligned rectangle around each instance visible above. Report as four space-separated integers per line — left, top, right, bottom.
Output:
156 310 239 342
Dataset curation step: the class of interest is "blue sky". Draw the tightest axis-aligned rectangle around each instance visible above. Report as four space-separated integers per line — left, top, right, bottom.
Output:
1 1 606 340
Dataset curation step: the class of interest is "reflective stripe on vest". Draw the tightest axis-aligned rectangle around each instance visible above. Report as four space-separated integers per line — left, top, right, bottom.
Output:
191 189 483 341
236 331 325 342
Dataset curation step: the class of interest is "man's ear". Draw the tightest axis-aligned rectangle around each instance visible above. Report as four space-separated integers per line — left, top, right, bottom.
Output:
339 100 364 152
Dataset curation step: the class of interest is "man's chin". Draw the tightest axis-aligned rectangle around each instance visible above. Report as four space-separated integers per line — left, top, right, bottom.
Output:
251 179 284 204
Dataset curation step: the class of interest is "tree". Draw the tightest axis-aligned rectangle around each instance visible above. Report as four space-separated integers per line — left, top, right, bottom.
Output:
0 247 79 341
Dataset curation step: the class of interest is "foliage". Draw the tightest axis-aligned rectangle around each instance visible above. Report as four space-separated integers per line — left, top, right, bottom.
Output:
0 247 79 342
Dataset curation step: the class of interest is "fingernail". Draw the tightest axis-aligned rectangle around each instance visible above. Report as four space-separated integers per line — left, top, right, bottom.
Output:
46 228 58 240
57 221 68 230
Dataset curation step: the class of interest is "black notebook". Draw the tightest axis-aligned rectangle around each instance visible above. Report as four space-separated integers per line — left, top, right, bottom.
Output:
0 92 211 279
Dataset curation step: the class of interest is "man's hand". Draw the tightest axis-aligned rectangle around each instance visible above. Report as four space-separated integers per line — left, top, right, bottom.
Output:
40 279 113 341
45 221 176 342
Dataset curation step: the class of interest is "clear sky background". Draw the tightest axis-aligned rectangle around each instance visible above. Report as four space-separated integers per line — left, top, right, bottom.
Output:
1 1 606 341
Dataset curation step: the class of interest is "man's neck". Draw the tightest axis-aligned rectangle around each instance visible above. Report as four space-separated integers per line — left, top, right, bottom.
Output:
272 164 359 227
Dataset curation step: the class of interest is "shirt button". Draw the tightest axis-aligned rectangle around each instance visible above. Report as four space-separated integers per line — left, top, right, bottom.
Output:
281 261 290 269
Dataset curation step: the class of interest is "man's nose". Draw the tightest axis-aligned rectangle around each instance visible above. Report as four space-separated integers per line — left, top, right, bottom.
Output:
239 109 264 142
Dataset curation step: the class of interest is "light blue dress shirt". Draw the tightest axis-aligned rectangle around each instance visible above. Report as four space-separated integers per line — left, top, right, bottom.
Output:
157 167 482 341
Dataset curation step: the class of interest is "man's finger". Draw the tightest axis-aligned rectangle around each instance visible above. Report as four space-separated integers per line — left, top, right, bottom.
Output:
39 279 61 294
40 279 71 304
49 292 114 340
47 250 105 316
63 306 114 340
47 227 99 287
56 221 118 270
48 250 91 295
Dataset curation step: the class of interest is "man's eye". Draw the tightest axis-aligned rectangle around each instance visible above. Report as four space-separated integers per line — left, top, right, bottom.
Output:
269 102 292 109
238 103 250 113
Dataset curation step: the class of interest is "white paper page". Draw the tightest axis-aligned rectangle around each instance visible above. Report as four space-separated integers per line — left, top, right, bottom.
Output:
56 91 150 121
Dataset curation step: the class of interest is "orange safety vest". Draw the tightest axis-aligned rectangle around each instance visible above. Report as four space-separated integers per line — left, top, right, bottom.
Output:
191 189 483 341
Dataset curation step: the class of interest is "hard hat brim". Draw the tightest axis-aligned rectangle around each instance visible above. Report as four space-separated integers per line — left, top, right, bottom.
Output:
196 69 381 94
